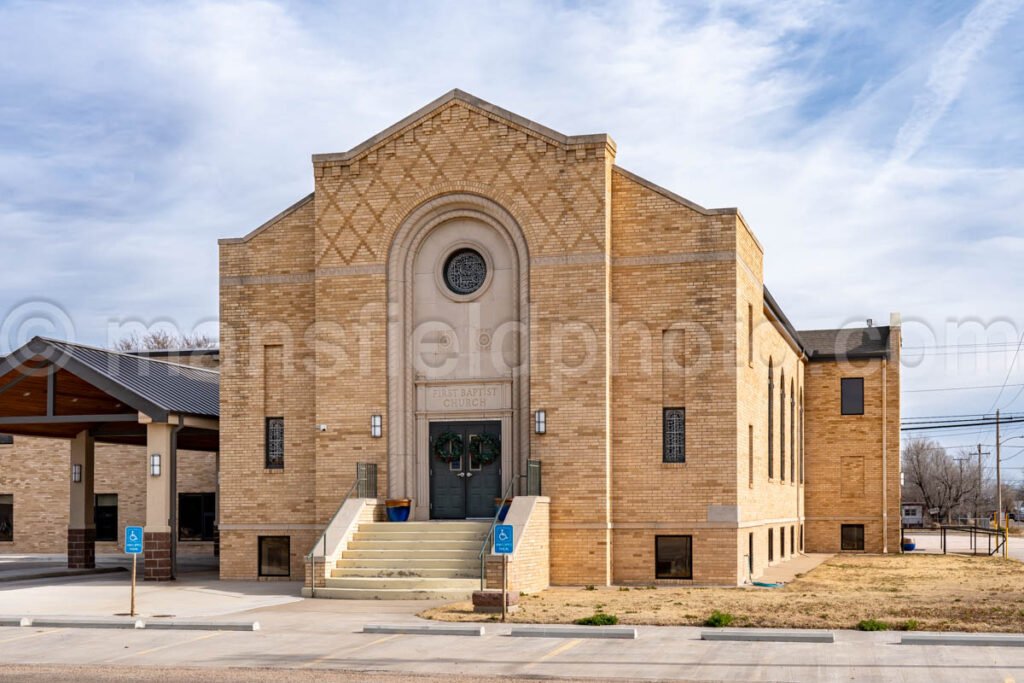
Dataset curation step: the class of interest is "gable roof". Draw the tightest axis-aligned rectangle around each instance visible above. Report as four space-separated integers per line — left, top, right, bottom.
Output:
799 326 892 361
0 337 219 420
311 89 615 165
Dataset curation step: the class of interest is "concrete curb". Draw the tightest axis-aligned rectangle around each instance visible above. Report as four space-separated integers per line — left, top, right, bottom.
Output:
142 620 260 632
701 629 834 643
26 617 143 629
509 626 638 640
0 567 127 584
11 617 259 631
900 633 1024 647
363 624 484 636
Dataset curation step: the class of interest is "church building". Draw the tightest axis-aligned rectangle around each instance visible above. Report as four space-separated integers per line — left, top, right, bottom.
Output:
216 90 902 593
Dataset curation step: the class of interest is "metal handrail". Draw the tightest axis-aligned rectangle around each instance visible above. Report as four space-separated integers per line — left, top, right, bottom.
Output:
305 464 377 598
478 475 522 591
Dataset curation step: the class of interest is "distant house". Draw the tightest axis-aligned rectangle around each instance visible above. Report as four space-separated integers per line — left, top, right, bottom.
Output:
902 503 925 528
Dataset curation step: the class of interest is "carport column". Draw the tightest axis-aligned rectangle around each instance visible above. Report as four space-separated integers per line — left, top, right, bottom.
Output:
67 430 95 569
144 421 174 581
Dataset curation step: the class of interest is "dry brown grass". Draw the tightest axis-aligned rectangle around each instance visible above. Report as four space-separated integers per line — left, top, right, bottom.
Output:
420 554 1024 632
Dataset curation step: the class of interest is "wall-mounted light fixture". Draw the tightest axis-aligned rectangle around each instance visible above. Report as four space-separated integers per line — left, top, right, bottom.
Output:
71 463 82 483
371 414 382 438
534 410 546 435
150 453 161 477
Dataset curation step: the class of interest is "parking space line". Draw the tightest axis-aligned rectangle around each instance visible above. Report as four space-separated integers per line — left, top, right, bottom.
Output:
0 628 62 645
300 633 402 668
526 638 582 667
102 631 223 663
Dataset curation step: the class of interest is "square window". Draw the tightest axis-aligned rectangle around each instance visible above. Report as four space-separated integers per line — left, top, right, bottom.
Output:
655 535 692 579
265 417 284 469
258 536 290 577
0 494 11 542
662 408 685 463
94 494 118 542
0 434 12 445
841 524 865 551
179 493 216 541
841 378 864 415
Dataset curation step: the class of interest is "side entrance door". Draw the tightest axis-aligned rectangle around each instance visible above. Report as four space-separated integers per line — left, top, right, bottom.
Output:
429 421 502 519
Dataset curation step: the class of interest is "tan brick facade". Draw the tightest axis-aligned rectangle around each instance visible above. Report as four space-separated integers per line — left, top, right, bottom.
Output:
0 436 216 555
217 90 900 586
804 330 902 554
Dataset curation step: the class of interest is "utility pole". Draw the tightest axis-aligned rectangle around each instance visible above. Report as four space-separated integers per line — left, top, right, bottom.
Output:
995 411 1003 528
997 409 1005 557
977 443 983 525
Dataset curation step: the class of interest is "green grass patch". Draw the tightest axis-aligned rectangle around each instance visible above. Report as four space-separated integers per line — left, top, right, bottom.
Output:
704 611 735 628
856 619 890 631
574 613 619 626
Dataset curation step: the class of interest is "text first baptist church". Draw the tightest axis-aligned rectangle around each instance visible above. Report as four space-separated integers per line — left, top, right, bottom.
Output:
1 90 901 594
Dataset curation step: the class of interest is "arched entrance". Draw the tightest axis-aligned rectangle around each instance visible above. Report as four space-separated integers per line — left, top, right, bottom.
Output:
387 194 529 520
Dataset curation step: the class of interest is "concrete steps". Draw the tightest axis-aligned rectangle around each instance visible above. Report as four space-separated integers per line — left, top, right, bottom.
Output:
315 520 490 600
326 576 480 590
305 586 478 601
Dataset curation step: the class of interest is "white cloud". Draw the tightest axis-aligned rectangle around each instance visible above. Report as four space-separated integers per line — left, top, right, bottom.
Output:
0 0 1022 451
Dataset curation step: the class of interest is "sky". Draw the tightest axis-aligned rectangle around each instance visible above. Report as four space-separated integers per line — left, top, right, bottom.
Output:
0 0 1022 470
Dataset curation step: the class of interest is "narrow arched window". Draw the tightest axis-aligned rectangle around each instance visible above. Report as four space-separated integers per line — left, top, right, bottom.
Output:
799 387 805 483
780 370 786 481
768 359 774 479
790 378 796 482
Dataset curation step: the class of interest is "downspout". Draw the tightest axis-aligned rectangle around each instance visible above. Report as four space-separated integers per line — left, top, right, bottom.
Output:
881 358 888 554
170 418 186 580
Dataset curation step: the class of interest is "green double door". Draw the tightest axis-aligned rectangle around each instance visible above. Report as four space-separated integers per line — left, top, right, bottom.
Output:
429 421 501 519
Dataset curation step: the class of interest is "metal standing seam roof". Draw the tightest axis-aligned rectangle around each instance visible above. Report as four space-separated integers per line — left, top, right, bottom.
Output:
0 337 220 419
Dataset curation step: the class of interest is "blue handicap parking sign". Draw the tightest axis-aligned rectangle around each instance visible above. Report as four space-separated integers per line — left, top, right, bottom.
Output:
125 526 144 554
494 524 514 554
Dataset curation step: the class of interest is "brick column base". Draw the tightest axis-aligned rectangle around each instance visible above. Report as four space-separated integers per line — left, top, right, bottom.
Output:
67 528 96 569
144 531 173 581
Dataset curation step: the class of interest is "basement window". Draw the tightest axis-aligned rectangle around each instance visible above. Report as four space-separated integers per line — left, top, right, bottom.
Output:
655 535 692 579
259 536 290 577
265 417 284 469
0 494 11 542
94 494 118 542
841 378 864 415
179 492 216 542
0 434 12 445
841 524 865 551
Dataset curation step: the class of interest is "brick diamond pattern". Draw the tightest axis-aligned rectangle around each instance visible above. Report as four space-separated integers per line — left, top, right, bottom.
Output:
313 101 609 269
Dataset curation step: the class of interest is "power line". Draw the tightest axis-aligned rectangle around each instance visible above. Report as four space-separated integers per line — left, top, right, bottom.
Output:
988 332 1024 411
901 417 1024 431
905 383 1024 393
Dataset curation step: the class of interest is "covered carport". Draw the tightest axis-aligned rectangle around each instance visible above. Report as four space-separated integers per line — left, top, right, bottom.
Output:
0 337 218 580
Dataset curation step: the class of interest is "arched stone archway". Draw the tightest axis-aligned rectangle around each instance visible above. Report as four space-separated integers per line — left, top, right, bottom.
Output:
386 193 530 519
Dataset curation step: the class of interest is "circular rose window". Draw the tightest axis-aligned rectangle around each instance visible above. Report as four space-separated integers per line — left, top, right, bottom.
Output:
443 248 487 295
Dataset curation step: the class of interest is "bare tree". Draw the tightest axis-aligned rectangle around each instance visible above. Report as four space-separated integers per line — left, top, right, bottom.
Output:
114 330 217 352
902 437 980 524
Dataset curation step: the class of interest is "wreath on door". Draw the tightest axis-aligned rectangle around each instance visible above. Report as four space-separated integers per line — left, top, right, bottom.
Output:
432 431 464 463
469 433 501 466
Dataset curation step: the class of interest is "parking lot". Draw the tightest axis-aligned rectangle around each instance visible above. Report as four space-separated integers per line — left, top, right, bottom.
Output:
1 569 1024 682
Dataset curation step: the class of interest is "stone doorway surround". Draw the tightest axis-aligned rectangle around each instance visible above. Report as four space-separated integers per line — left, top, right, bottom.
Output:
386 193 530 521
417 380 513 520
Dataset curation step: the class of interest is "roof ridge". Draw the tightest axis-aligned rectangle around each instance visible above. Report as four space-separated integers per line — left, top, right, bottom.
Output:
311 88 614 165
39 337 219 376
